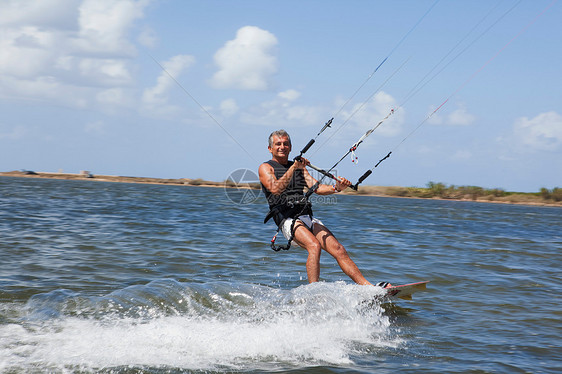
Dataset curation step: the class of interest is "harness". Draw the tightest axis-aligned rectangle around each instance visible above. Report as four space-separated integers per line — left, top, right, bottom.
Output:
264 196 313 252
262 160 315 251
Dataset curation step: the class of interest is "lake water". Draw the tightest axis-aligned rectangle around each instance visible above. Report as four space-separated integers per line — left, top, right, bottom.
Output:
0 176 560 373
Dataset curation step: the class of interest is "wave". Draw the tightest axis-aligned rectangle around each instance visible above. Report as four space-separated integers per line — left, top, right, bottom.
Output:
0 280 400 373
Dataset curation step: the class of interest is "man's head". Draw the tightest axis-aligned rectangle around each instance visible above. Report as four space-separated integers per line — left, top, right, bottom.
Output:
268 129 292 161
268 129 291 148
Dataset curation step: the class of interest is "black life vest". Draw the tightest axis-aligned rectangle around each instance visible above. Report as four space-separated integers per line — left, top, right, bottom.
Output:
261 160 313 226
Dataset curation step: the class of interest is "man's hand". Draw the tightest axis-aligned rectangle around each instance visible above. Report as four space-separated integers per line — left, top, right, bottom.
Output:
335 176 351 192
293 157 310 169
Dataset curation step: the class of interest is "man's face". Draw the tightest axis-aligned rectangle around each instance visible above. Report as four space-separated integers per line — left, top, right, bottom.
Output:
269 135 292 158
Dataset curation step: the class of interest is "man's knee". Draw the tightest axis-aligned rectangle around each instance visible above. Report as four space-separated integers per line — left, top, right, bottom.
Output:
305 241 322 257
332 243 349 259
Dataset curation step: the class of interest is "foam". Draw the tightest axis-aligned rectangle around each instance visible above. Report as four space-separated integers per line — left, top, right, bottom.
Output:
0 281 400 372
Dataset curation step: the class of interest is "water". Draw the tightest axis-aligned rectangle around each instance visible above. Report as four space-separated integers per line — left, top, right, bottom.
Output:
0 177 560 373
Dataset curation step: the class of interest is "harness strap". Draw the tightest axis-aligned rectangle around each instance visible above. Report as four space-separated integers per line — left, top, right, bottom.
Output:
270 203 312 252
263 206 278 224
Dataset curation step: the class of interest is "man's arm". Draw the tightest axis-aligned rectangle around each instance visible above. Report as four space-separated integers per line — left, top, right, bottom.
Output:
302 165 351 195
259 161 304 195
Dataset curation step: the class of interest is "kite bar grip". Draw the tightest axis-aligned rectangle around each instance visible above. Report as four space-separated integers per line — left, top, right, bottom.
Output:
350 170 372 191
295 139 315 162
300 139 315 155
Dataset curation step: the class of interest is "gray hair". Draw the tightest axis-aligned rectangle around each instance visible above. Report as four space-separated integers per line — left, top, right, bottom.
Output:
268 129 291 147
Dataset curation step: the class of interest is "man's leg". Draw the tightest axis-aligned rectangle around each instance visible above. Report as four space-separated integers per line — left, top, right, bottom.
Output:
292 221 323 283
313 224 373 286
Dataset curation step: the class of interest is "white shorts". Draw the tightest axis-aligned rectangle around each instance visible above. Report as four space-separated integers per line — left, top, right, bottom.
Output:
280 215 324 241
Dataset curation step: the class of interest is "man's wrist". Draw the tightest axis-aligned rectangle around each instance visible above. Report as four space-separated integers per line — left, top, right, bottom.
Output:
332 184 341 193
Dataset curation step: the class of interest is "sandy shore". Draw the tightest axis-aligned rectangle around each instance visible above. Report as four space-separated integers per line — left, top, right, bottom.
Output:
0 170 220 187
1 170 560 208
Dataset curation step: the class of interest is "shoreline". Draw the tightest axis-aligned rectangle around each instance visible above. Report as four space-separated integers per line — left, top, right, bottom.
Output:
0 170 234 189
1 170 560 208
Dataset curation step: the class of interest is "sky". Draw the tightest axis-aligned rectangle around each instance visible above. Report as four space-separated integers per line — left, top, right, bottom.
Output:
1 0 561 192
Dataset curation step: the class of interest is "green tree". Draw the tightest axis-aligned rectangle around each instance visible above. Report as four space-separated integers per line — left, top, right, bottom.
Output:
540 187 551 200
552 187 562 202
427 181 446 197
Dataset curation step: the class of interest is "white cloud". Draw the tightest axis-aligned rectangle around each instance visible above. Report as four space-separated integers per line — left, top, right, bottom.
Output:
0 0 150 108
427 103 475 126
137 27 157 48
220 99 239 117
285 105 323 124
78 58 132 85
96 87 134 109
513 111 562 152
278 89 301 101
0 0 79 28
210 26 278 90
426 107 443 125
240 89 325 127
0 26 57 78
73 0 149 57
239 89 402 135
142 55 195 107
140 55 196 119
1 76 63 102
342 91 403 137
448 105 476 126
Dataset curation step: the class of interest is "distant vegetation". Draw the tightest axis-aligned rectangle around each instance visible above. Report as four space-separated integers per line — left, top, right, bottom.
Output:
349 182 562 206
539 187 562 202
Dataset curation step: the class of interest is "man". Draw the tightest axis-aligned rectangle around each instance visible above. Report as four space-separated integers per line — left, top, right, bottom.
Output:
259 129 390 287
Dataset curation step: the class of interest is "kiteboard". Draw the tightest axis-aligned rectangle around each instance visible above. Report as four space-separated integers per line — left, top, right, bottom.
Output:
381 280 430 300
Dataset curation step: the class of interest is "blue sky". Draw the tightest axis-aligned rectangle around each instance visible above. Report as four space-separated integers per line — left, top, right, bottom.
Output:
1 0 560 192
